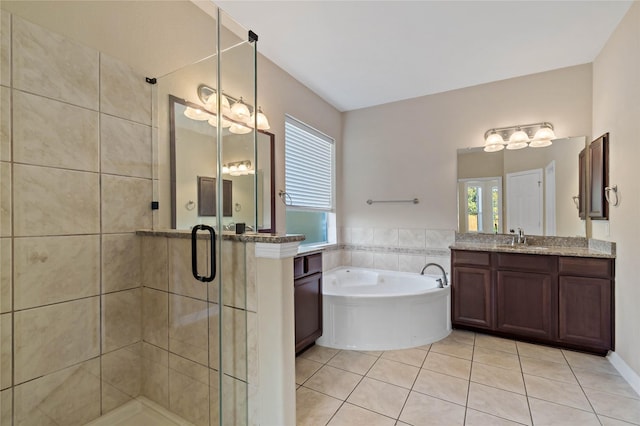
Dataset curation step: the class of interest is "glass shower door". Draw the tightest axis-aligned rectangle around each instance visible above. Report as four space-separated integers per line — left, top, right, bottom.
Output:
154 6 256 425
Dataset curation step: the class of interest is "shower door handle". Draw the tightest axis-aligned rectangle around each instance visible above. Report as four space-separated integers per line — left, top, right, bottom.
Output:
191 224 216 282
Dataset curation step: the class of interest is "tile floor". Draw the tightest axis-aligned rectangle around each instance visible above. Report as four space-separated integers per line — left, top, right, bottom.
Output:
295 330 640 426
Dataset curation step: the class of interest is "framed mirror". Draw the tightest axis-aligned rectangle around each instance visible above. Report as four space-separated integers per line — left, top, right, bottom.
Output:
457 136 587 237
169 95 275 232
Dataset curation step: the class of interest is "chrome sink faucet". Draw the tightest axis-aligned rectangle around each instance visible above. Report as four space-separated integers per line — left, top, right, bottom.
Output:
510 228 527 245
420 263 448 288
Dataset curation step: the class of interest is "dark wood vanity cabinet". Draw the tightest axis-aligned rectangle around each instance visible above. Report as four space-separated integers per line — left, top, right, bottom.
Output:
294 252 323 354
451 251 492 329
558 257 614 352
452 249 614 354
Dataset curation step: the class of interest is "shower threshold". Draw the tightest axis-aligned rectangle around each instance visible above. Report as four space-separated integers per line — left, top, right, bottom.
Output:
84 397 193 426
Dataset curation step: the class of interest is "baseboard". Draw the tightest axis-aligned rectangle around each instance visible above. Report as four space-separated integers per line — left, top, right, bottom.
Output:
608 351 640 396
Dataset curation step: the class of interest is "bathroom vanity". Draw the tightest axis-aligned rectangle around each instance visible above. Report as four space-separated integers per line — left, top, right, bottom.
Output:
294 251 323 354
450 238 615 355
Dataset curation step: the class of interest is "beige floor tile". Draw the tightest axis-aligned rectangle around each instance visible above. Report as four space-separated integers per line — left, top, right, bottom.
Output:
414 343 432 352
467 382 531 425
296 357 324 385
431 339 474 360
448 329 476 345
464 408 525 425
367 358 419 389
471 362 525 394
562 350 620 375
516 341 566 364
475 334 517 354
347 377 409 418
399 391 465 426
473 346 521 370
296 386 342 426
328 351 378 375
584 388 640 425
327 402 396 426
528 397 599 426
304 365 362 400
358 350 383 357
300 345 339 364
598 414 638 425
519 356 577 384
381 348 427 367
413 369 469 405
523 374 592 411
573 368 639 399
422 352 471 380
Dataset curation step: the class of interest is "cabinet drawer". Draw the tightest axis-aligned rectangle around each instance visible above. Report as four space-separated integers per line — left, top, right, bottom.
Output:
559 257 613 278
294 252 323 279
453 250 490 267
496 253 555 273
306 253 323 275
294 256 305 278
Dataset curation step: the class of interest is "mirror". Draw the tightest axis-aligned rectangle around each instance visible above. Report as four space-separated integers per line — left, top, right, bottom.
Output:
170 95 275 232
457 136 586 237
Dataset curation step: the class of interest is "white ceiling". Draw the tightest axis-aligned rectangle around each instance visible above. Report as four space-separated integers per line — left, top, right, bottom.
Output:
216 1 634 112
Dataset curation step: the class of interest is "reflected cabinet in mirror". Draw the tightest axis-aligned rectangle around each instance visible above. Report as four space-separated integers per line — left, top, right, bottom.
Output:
457 136 587 237
170 95 275 232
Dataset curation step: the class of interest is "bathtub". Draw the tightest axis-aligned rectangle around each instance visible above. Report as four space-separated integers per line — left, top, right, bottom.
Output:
316 267 451 351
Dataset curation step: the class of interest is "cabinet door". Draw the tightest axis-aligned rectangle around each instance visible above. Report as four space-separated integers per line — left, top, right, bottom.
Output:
294 272 323 353
452 267 492 329
496 271 555 340
559 276 612 350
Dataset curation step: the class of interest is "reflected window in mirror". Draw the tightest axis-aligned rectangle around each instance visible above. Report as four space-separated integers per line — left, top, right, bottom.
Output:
460 178 502 233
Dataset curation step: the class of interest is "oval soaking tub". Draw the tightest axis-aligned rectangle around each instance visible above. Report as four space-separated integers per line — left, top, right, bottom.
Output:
316 267 451 351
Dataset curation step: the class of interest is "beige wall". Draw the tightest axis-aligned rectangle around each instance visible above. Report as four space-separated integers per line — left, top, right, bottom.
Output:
341 64 592 231
592 2 640 377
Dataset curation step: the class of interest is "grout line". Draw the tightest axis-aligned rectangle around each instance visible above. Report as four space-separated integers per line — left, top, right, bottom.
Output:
463 335 475 425
515 337 535 426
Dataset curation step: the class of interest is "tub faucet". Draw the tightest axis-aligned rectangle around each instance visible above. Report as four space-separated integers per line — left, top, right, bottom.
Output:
420 263 448 288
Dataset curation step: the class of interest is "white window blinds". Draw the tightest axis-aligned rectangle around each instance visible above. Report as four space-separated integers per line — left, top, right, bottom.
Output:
285 115 334 210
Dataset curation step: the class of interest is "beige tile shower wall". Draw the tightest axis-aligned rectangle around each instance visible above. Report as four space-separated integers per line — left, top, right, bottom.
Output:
140 235 256 426
1 13 151 423
337 227 454 275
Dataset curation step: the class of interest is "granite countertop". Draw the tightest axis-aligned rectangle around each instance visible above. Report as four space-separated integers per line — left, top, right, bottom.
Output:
451 232 616 258
137 229 305 244
450 242 615 258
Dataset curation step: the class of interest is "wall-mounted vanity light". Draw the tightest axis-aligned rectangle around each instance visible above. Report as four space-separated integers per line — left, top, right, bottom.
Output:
222 160 254 176
182 84 270 135
484 122 556 152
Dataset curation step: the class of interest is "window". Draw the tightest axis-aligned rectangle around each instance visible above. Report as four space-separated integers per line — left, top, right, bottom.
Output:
285 115 335 246
462 177 502 233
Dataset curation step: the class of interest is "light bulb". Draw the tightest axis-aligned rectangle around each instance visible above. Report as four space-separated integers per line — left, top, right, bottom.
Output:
484 143 505 153
184 106 210 121
530 126 556 148
485 131 504 147
222 165 230 174
248 106 271 130
509 129 530 144
208 115 231 128
230 97 250 122
204 92 230 115
229 123 252 135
